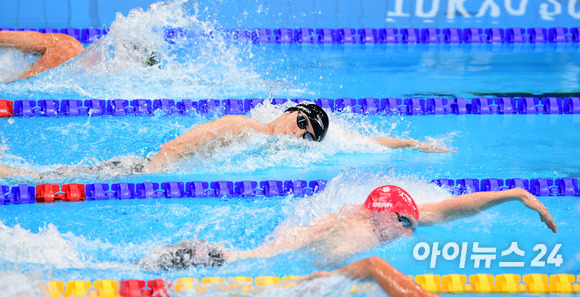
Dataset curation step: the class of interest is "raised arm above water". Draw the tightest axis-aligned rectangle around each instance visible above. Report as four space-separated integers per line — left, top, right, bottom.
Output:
146 115 265 172
418 188 557 232
0 31 84 81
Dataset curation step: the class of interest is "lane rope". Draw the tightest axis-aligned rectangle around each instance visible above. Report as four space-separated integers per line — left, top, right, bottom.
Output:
1 97 579 118
1 26 579 45
1 177 577 205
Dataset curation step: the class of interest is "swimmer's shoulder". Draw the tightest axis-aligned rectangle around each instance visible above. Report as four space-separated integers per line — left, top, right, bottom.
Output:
215 115 267 133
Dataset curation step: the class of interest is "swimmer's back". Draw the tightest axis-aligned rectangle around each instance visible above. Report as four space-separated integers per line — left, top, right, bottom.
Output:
192 115 267 136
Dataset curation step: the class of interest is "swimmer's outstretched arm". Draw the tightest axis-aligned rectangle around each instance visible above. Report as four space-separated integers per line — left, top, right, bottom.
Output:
418 188 557 232
370 137 455 153
147 115 264 172
302 256 438 297
0 31 84 81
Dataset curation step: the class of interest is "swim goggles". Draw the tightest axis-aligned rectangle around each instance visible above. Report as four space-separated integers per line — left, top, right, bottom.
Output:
396 213 413 229
145 51 160 67
297 112 315 141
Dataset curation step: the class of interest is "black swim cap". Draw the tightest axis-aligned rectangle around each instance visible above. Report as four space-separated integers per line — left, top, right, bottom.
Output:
285 102 329 142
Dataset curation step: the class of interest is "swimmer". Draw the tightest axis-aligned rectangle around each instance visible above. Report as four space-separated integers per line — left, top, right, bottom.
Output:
0 102 455 178
138 185 556 270
0 30 159 83
302 256 438 297
0 30 84 81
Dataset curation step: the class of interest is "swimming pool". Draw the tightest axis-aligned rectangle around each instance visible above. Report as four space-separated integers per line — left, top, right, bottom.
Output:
1 0 579 296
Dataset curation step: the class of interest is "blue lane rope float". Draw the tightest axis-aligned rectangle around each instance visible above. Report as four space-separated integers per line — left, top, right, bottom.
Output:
0 27 109 44
1 177 578 205
431 178 579 197
1 97 580 118
1 26 580 45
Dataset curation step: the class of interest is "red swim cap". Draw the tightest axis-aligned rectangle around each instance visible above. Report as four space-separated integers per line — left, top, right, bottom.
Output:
363 185 419 224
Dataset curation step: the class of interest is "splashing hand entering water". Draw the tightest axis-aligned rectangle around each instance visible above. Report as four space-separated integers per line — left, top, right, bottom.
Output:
0 0 272 99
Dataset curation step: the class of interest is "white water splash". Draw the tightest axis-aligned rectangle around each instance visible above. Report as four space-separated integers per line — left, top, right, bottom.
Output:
0 0 278 99
0 49 37 83
0 220 147 272
285 169 452 226
0 270 46 297
0 222 84 269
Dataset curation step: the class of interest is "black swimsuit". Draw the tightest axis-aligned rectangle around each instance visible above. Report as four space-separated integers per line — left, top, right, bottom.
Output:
137 239 226 270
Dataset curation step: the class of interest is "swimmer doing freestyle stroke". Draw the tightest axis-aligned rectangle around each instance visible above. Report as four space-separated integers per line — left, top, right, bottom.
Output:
137 185 556 270
0 102 455 178
0 30 159 83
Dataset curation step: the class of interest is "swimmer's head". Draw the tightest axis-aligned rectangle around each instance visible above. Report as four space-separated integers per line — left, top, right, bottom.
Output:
284 102 329 142
363 185 419 229
121 42 160 67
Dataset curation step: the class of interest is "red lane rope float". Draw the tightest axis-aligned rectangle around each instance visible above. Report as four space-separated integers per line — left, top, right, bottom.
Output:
0 100 13 117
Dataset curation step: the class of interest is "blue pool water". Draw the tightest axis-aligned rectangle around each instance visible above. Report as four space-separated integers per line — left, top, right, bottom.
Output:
0 173 577 296
0 1 579 296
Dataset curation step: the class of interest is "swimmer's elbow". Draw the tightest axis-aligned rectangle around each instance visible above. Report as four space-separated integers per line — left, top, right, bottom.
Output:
365 256 384 266
45 34 84 59
146 144 184 173
362 256 383 273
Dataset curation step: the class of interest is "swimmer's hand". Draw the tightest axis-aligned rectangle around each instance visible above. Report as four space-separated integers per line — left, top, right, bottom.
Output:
371 137 456 153
415 141 457 153
300 257 440 297
515 188 557 233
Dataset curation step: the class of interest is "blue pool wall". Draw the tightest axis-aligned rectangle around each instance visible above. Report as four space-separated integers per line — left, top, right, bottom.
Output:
1 0 579 29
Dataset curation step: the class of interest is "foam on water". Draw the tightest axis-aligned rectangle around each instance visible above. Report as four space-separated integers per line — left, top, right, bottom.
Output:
256 275 382 297
0 270 46 297
0 222 85 269
0 49 37 83
0 218 154 274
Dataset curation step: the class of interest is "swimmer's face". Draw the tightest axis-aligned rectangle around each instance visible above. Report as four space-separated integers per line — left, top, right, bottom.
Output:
372 211 414 240
278 111 316 140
